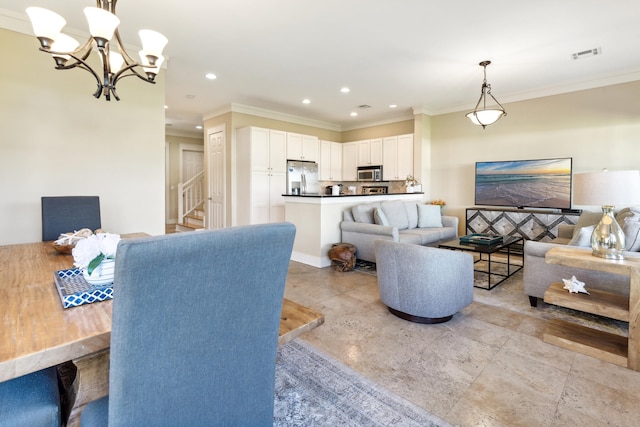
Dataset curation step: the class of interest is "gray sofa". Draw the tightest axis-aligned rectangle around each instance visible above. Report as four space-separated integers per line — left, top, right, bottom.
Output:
340 200 458 263
524 208 640 306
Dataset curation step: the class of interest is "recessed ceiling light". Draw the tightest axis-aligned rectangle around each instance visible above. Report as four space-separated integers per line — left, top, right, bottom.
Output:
389 104 397 108
196 125 203 130
186 94 195 99
164 105 168 109
302 98 311 104
205 73 217 80
350 112 358 117
340 87 350 93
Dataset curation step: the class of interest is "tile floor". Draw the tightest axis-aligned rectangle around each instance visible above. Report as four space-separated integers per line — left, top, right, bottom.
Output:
284 261 640 427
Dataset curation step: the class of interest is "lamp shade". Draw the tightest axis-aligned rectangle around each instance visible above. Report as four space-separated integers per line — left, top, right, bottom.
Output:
84 7 120 41
466 109 505 126
50 34 79 57
139 29 168 61
573 170 640 206
26 7 66 40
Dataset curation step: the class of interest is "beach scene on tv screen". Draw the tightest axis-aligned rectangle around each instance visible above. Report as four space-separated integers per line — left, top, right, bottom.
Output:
475 158 572 209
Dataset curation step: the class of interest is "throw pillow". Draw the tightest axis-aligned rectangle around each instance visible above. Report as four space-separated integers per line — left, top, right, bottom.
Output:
351 203 380 224
373 208 390 226
623 213 640 251
615 207 640 226
570 211 602 241
380 200 409 230
417 204 443 228
568 225 594 247
404 202 419 229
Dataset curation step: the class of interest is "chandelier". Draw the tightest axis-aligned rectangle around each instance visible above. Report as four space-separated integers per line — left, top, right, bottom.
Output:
26 0 168 101
465 60 507 128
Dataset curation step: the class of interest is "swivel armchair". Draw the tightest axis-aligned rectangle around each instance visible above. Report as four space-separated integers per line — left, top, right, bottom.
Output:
374 240 474 323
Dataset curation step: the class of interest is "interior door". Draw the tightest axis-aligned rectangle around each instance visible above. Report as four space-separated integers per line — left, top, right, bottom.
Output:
207 127 225 229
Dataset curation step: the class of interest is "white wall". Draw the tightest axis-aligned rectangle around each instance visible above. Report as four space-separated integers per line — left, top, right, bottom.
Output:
430 80 640 232
0 29 166 244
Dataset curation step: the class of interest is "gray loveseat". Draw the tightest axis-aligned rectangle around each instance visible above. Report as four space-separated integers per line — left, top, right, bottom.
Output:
340 200 458 263
524 208 640 306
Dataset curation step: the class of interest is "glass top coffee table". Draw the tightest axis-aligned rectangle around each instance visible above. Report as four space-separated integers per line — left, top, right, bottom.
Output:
438 235 523 290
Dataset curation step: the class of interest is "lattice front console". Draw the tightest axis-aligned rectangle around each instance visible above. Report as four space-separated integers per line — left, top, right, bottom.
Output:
466 208 581 242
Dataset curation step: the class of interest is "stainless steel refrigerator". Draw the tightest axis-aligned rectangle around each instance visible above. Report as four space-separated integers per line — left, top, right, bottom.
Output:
286 160 320 195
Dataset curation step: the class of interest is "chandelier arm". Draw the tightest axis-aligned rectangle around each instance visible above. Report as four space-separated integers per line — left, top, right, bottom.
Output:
112 64 156 86
47 50 103 92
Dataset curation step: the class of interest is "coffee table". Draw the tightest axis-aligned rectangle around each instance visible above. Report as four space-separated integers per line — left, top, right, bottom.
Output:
438 236 523 290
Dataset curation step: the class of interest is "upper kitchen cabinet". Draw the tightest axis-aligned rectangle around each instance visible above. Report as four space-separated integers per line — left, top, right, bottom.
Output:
383 134 414 181
357 138 383 167
287 132 319 162
342 142 358 181
319 140 343 181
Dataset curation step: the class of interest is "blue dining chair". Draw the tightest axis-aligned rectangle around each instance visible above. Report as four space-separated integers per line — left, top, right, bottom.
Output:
0 367 61 426
41 196 101 241
81 222 296 426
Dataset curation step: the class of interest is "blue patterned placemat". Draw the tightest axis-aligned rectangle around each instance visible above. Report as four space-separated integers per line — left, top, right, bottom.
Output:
53 268 113 309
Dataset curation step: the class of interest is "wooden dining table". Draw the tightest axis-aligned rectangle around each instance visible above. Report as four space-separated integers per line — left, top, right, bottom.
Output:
0 235 324 426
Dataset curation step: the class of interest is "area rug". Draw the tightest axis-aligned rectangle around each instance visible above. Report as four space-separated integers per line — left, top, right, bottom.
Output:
274 340 452 427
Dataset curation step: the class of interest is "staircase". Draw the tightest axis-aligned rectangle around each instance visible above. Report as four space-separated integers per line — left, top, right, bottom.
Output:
176 204 205 232
176 171 206 232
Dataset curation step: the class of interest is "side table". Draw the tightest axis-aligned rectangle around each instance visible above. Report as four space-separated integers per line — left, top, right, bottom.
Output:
543 246 640 370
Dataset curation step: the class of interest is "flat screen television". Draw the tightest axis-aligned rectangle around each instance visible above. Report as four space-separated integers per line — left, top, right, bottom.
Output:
475 157 572 210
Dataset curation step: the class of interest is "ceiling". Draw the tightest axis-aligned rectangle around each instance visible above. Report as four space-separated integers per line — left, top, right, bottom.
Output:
2 0 640 137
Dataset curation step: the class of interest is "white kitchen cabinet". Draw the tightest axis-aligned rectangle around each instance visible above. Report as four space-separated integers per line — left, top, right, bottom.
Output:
396 134 414 181
319 140 343 181
357 138 383 166
382 134 414 181
287 132 319 162
236 126 287 225
342 142 358 181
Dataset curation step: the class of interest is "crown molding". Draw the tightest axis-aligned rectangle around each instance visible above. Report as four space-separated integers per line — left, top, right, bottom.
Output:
204 103 342 132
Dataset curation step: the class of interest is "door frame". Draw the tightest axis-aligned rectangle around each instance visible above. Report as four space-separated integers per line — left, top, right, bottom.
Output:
205 124 226 229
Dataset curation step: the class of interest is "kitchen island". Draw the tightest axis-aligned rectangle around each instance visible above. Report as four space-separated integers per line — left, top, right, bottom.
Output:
283 193 424 267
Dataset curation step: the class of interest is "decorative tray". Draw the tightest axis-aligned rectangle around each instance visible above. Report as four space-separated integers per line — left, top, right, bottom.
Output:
54 268 113 309
460 233 503 245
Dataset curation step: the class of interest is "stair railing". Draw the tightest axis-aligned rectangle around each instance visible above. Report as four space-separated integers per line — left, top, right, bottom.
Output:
178 171 205 225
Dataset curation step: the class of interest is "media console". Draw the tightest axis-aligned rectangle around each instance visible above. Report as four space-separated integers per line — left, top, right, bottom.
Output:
466 207 582 242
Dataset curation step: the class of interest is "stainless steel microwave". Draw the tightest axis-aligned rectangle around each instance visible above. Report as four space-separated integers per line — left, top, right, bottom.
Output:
357 166 383 182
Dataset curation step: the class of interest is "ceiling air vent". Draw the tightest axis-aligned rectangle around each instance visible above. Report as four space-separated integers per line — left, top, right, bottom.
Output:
571 47 601 60
357 104 371 109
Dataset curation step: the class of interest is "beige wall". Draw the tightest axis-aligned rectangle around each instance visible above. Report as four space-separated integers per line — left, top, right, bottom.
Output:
431 80 640 231
0 29 166 244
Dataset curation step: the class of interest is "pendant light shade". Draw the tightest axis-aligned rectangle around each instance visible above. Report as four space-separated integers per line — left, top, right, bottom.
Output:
466 61 507 128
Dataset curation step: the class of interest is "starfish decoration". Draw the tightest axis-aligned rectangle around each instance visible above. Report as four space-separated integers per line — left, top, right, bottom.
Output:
562 276 590 295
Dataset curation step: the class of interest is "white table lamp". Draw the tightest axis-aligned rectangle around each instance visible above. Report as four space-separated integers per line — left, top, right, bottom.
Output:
573 169 640 260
